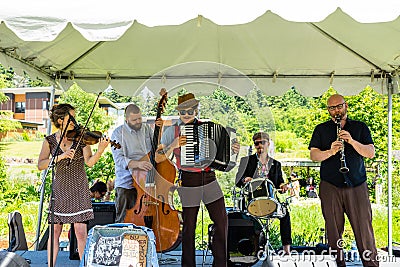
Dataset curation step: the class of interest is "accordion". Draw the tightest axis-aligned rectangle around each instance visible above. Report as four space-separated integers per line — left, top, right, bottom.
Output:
180 121 238 172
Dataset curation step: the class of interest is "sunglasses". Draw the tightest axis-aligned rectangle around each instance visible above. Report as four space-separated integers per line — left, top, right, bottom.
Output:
179 109 195 115
254 140 268 146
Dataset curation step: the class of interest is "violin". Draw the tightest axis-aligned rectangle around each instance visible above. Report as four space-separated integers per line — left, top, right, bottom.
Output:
66 127 121 149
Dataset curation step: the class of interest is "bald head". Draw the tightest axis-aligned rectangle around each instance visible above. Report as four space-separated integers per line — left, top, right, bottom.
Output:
327 94 345 106
327 94 347 120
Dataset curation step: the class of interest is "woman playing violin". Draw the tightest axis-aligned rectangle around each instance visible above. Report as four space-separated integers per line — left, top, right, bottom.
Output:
37 103 110 267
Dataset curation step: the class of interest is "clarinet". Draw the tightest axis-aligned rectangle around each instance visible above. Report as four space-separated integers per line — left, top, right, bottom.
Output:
335 115 350 174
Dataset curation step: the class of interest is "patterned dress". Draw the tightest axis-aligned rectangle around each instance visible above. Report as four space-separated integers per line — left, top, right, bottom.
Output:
46 133 94 224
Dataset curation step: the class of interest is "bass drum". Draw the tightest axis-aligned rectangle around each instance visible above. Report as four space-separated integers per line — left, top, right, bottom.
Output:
226 209 263 266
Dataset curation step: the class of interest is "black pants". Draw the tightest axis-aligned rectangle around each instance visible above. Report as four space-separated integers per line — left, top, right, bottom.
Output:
114 187 137 223
178 171 228 267
279 212 292 246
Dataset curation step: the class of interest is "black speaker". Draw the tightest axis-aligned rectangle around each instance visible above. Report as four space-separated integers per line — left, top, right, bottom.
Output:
69 202 116 260
209 210 263 266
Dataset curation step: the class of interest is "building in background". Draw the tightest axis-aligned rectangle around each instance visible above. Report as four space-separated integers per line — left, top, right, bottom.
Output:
0 87 119 134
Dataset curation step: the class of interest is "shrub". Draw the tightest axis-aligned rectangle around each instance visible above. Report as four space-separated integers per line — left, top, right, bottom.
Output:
85 151 116 184
0 156 7 194
21 131 31 141
274 131 308 153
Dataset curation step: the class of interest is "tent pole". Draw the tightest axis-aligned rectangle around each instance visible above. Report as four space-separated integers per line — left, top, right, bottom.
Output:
34 85 55 250
387 76 393 257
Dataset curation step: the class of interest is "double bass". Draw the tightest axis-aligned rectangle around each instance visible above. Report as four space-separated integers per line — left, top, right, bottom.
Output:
124 90 182 252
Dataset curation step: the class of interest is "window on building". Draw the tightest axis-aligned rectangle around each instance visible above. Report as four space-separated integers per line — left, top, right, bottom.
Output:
42 100 48 110
15 102 26 113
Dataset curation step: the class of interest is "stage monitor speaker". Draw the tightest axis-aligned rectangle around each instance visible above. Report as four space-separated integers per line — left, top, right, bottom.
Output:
0 251 30 267
69 202 116 260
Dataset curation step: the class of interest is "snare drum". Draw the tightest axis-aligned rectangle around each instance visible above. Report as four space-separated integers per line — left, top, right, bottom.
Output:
244 178 280 217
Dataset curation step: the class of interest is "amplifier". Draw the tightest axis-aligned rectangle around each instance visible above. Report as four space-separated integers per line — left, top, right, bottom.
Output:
88 202 116 230
70 202 116 260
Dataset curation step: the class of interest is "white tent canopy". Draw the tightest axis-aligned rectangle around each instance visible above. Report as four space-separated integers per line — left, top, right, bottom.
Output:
1 0 400 97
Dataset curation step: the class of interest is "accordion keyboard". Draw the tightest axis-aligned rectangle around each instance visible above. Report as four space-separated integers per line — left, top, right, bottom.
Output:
179 122 237 171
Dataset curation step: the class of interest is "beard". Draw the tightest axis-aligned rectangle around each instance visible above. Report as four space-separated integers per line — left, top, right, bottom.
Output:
331 108 347 120
127 122 142 131
256 147 265 154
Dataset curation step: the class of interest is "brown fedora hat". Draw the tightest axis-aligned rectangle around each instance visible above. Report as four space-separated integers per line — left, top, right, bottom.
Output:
175 93 200 110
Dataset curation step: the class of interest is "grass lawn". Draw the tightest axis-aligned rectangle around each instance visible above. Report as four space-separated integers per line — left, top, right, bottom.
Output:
0 141 43 159
0 141 43 182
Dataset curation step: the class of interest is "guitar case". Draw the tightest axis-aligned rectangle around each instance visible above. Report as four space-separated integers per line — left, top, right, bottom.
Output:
7 211 28 252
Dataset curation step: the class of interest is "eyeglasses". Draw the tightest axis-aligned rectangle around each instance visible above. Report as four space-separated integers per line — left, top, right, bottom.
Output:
254 140 268 146
327 102 346 111
179 109 195 115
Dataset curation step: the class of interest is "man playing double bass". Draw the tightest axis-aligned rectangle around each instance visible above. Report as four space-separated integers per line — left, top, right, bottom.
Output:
111 94 181 255
236 132 292 255
111 104 157 223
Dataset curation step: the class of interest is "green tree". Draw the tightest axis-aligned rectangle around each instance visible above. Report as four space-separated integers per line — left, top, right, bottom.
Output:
346 87 388 160
266 87 311 110
0 91 7 103
58 84 114 132
26 75 51 87
103 87 132 103
0 111 22 133
0 65 25 132
0 65 14 88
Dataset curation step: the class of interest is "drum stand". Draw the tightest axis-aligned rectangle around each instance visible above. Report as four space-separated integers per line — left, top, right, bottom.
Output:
258 217 276 259
258 198 291 260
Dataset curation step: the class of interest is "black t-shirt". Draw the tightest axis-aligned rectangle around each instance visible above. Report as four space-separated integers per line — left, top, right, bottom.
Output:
308 118 373 187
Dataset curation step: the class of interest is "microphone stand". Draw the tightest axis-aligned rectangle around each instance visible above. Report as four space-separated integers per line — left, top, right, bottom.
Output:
39 115 72 267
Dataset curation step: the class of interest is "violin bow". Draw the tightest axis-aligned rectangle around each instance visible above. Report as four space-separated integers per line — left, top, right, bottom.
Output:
67 92 102 165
